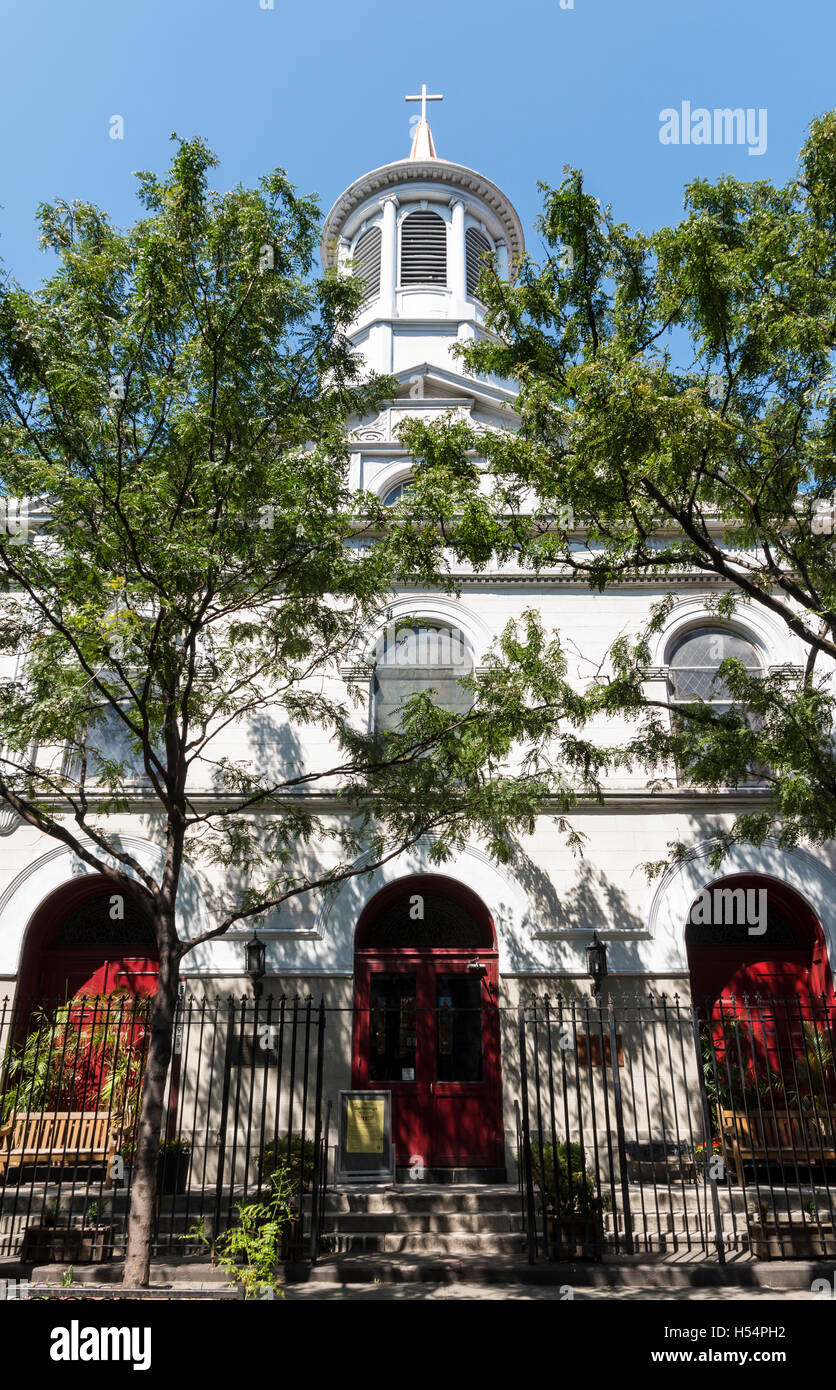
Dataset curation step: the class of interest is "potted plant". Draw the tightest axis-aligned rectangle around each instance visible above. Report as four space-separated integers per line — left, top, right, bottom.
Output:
19 1198 115 1263
157 1137 192 1195
693 1137 725 1179
259 1134 316 1194
75 1200 116 1262
747 1194 836 1258
3 993 149 1120
527 1141 608 1257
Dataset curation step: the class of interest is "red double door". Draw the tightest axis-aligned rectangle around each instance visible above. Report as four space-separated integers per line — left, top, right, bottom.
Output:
38 951 159 1003
352 949 504 1171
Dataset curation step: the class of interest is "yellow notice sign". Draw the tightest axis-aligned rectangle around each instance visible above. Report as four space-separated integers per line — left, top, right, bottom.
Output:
346 1097 385 1154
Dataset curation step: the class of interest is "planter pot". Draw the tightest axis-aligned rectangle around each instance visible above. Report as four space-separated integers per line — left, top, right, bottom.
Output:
20 1224 115 1264
749 1222 836 1259
281 1216 303 1258
157 1151 191 1195
545 1212 603 1259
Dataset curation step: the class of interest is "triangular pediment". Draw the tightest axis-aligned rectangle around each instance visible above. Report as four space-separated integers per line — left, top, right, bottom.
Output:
349 363 518 442
391 362 517 411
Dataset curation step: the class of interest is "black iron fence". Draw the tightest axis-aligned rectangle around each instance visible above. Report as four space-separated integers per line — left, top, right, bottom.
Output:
516 993 836 1261
0 992 328 1262
3 988 836 1268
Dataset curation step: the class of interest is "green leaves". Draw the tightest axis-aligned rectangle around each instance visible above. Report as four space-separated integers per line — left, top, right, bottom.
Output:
399 112 836 865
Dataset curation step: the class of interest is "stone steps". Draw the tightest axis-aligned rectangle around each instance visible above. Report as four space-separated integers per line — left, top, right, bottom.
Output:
328 1211 523 1234
324 1185 520 1214
317 1179 830 1257
323 1232 527 1255
321 1182 524 1256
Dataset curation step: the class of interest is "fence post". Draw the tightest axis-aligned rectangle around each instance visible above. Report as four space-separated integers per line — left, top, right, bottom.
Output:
308 1003 327 1261
690 1003 726 1265
211 997 236 1259
518 1006 538 1263
608 1002 634 1255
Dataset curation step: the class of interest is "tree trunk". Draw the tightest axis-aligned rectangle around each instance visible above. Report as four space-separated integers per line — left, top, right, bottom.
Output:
122 937 180 1287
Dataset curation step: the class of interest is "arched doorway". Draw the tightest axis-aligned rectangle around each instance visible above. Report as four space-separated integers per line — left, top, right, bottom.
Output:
18 876 159 1009
686 875 834 1010
686 874 836 1095
351 875 504 1174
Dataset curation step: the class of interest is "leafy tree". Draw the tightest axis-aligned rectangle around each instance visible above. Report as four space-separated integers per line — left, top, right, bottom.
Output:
400 112 836 869
0 138 605 1285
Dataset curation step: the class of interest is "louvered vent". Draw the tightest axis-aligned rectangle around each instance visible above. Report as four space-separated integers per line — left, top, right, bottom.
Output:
400 210 447 285
353 226 381 305
466 227 492 297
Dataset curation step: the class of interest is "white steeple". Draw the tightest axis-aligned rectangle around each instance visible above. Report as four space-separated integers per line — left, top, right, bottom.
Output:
321 96 525 381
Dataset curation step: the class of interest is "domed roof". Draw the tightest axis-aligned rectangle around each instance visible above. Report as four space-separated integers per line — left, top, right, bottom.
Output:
321 101 525 270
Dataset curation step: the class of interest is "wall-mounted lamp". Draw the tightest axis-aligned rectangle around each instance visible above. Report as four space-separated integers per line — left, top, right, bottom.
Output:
586 932 608 998
245 929 266 1000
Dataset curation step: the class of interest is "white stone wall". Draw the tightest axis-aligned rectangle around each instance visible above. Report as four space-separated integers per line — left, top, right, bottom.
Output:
2 139 834 1036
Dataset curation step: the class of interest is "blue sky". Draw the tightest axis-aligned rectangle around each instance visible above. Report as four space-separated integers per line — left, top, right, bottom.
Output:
1 0 833 288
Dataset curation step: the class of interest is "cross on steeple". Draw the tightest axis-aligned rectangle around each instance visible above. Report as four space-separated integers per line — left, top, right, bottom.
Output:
405 83 443 124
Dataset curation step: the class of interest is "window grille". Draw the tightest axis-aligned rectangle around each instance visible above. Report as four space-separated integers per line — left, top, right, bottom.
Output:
353 226 381 305
400 210 447 285
466 227 492 296
373 623 472 732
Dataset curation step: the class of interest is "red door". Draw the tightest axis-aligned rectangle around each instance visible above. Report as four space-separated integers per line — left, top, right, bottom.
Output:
38 951 159 1003
352 947 503 1171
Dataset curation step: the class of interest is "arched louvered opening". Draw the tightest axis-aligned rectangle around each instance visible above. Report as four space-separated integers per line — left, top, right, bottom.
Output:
466 227 492 297
353 225 381 306
400 210 447 286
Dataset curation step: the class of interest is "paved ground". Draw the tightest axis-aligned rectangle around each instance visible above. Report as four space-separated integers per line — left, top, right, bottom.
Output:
282 1282 825 1301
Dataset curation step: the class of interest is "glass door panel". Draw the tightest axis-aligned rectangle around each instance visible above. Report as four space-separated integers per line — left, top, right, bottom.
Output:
369 973 417 1083
435 974 483 1082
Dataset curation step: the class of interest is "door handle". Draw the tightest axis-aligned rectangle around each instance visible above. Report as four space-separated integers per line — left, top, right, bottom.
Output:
429 1082 433 1095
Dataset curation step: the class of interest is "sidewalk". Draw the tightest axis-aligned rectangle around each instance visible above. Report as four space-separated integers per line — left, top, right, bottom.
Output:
3 1253 835 1298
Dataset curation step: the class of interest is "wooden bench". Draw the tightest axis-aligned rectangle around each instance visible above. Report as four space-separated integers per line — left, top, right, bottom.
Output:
0 1111 128 1187
718 1106 836 1185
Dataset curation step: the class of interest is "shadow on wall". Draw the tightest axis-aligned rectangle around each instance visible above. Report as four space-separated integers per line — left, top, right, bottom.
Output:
197 713 330 936
509 847 645 935
503 842 682 978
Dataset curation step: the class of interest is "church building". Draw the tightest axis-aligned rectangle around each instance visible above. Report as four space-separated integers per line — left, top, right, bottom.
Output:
2 94 835 1191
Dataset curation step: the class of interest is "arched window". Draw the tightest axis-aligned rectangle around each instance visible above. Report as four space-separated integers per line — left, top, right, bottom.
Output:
466 227 492 297
382 478 413 506
64 704 151 786
353 225 381 306
668 627 762 710
373 622 473 732
668 626 764 783
400 210 447 286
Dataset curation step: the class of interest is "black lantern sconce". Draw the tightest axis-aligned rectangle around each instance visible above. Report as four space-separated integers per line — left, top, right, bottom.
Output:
586 932 608 998
245 929 266 999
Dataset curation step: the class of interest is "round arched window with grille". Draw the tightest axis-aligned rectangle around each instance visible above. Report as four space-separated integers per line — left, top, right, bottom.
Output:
400 210 447 286
668 627 762 708
667 626 765 784
382 478 414 506
373 622 473 732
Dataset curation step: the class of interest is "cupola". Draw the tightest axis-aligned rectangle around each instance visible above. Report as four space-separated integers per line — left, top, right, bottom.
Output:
321 86 525 379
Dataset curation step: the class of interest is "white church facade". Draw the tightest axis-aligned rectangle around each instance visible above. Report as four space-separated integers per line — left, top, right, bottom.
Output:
2 100 835 1181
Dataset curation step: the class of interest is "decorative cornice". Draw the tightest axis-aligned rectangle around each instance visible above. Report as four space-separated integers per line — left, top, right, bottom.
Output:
322 158 525 269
